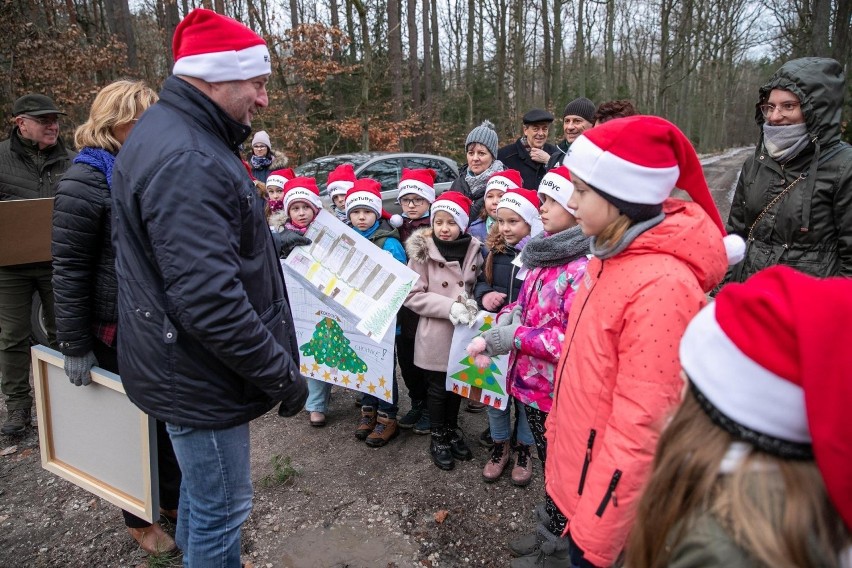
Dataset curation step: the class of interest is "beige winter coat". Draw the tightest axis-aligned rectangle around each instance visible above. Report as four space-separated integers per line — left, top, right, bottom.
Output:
404 229 482 372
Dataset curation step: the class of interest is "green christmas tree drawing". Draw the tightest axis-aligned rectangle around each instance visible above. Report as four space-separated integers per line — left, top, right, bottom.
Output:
450 316 506 406
300 316 368 374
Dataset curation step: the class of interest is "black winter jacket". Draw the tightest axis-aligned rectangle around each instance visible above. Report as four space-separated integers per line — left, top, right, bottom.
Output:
497 138 558 190
545 140 570 170
52 161 118 355
0 128 74 201
111 76 303 429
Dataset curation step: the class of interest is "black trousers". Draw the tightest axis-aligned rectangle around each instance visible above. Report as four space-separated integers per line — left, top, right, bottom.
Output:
423 369 462 432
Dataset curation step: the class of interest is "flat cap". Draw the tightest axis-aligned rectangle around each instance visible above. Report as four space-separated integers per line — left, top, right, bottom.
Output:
522 108 554 124
12 94 65 117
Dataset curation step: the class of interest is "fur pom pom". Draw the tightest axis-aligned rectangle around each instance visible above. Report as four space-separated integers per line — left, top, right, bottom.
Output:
473 353 492 370
723 234 746 265
466 336 487 357
389 213 404 228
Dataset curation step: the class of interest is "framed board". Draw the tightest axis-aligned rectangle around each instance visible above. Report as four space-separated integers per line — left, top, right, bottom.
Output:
0 198 53 266
31 345 159 523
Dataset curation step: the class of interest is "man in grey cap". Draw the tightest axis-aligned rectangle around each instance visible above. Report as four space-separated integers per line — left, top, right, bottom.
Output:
497 108 558 189
546 97 596 169
0 93 74 434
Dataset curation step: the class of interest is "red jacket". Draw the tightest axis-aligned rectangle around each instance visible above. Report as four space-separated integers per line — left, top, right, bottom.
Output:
544 199 728 566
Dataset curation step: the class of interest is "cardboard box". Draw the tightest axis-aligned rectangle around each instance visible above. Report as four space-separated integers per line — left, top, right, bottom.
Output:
0 198 53 266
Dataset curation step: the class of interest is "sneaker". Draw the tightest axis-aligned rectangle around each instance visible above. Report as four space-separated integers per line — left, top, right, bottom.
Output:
511 444 533 487
449 429 473 461
128 523 176 555
366 413 399 447
465 400 487 413
397 401 423 429
309 411 326 427
478 427 494 448
354 407 376 440
482 440 510 482
429 430 455 470
412 410 431 435
1 408 31 435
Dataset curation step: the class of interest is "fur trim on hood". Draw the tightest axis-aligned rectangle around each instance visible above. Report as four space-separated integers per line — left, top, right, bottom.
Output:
270 155 289 170
405 227 434 264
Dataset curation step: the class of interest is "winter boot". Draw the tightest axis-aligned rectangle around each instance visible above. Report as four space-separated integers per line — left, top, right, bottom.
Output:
354 407 377 441
1 408 31 435
429 429 455 470
412 408 431 435
508 504 551 557
449 428 473 461
478 426 494 448
482 440 510 482
366 412 399 447
509 522 571 568
398 399 424 429
511 444 534 487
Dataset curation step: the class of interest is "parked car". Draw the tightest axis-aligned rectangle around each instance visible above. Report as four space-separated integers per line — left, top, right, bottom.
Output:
294 152 458 214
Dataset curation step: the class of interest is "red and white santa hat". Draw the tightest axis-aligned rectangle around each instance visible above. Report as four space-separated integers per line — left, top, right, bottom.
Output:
326 164 357 199
485 169 523 195
266 168 295 189
680 265 852 530
431 191 473 232
564 115 745 264
345 179 403 227
172 9 271 83
538 166 576 215
397 168 437 203
497 189 539 228
283 177 322 213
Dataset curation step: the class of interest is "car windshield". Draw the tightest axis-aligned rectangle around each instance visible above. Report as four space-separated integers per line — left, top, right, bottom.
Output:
294 155 372 192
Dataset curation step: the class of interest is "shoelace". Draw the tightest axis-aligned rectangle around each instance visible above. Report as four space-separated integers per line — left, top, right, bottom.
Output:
490 443 506 463
516 447 530 467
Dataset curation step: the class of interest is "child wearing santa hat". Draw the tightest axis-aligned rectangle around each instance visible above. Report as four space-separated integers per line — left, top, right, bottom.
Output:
265 168 296 227
467 169 524 259
628 265 852 567
346 179 407 447
515 116 740 567
326 163 356 224
395 169 438 434
404 191 483 470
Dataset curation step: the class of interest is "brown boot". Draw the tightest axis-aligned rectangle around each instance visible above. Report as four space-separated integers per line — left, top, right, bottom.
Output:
128 523 176 554
511 444 533 487
354 407 377 440
365 412 399 447
482 440 510 482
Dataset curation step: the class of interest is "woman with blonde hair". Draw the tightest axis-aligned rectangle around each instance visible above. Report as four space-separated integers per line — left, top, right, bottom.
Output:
628 266 851 567
52 80 181 556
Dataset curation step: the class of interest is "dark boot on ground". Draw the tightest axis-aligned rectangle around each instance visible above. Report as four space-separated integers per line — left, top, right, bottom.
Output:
465 400 487 413
366 412 399 447
478 426 494 448
412 409 431 435
508 504 550 557
1 408 31 435
509 522 571 568
398 399 424 429
429 429 455 470
354 407 376 440
449 428 473 461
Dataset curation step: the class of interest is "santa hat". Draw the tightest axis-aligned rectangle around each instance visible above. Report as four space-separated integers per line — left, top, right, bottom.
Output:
680 265 852 530
431 191 473 232
538 166 576 215
345 179 403 228
564 115 745 264
497 189 539 228
172 9 271 83
485 169 523 195
326 164 357 199
266 168 295 189
397 168 437 203
283 177 322 213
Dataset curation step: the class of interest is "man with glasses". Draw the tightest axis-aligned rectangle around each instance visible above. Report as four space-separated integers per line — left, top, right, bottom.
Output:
0 94 73 434
497 108 559 190
722 57 852 286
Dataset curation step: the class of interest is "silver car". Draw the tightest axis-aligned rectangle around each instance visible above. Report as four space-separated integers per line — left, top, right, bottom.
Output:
293 152 459 213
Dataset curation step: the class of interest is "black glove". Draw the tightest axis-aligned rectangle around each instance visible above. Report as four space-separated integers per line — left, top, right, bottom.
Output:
273 230 312 259
277 373 309 417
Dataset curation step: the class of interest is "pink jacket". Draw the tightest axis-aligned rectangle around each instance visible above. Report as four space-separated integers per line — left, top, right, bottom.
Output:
403 229 482 372
544 200 728 567
502 256 589 412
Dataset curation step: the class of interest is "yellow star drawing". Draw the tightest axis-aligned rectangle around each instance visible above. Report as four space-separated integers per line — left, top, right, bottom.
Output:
311 362 320 373
322 370 331 381
367 384 377 394
300 363 308 374
343 374 350 383
384 389 392 400
357 373 365 382
483 315 494 326
378 376 386 388
341 375 351 386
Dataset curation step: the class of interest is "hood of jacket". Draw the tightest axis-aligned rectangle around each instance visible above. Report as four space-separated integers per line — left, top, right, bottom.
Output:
756 57 845 148
405 227 435 264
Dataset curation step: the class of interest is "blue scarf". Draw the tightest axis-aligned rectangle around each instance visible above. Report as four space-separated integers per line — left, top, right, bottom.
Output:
74 147 116 188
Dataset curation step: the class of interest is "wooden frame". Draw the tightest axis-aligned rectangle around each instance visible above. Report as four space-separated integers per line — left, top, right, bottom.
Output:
31 345 159 523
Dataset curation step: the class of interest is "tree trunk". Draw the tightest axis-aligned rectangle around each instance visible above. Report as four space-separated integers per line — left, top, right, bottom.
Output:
552 0 562 105
430 0 441 92
388 0 404 129
329 0 345 119
604 0 615 99
290 0 299 28
349 0 371 150
346 0 357 61
466 0 475 128
541 0 551 109
407 0 420 112
575 0 586 97
422 0 432 117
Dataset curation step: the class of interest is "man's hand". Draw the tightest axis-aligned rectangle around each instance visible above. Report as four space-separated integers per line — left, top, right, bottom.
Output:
272 231 312 259
277 373 309 417
64 351 98 386
529 147 551 164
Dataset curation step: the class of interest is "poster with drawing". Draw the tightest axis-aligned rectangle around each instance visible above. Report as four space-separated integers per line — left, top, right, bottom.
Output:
283 269 396 403
446 312 510 410
282 209 418 343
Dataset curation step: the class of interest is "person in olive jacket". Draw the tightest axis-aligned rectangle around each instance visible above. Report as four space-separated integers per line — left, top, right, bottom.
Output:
724 57 852 284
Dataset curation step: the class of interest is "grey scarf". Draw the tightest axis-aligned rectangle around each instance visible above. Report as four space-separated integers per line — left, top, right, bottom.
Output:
466 159 505 200
590 213 665 260
763 123 810 163
520 225 590 268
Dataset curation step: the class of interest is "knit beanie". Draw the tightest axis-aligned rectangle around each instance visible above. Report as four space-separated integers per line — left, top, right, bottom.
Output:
497 189 539 227
465 120 499 158
485 169 523 194
252 130 271 149
283 177 322 213
538 166 576 214
266 168 295 189
327 163 357 199
172 9 271 83
680 265 852 530
397 168 437 203
562 97 596 123
564 115 745 264
345 179 403 227
431 191 473 232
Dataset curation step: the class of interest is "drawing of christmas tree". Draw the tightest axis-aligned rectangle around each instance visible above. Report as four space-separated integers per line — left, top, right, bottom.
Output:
300 316 368 374
450 316 506 403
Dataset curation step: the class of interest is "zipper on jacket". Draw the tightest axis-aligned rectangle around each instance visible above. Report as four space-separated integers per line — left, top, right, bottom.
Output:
595 469 622 517
577 429 596 495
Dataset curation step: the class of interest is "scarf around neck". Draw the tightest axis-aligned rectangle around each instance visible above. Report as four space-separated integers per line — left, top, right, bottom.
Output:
74 147 116 188
466 159 504 200
521 225 590 268
763 123 811 163
285 221 308 234
433 232 472 264
250 154 273 170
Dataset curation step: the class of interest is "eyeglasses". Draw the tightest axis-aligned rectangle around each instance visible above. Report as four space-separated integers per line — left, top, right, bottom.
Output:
401 197 427 206
758 101 801 118
21 115 59 126
252 144 267 148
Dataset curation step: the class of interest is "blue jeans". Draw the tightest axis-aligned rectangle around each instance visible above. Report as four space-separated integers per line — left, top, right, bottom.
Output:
166 422 253 568
305 377 332 413
487 398 534 446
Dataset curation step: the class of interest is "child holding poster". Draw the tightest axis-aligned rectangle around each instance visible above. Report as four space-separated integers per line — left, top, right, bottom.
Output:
404 192 482 471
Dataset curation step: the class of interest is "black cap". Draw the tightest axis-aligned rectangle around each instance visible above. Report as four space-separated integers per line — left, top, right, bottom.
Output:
12 94 65 117
522 108 554 124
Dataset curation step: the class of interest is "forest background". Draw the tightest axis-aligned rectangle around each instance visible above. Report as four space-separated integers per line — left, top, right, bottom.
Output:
1 0 849 166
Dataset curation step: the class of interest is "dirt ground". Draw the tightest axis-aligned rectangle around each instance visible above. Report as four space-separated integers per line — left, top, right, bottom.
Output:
0 148 752 568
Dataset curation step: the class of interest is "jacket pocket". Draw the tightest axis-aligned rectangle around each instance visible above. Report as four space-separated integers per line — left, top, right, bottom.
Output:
595 469 622 517
577 429 596 495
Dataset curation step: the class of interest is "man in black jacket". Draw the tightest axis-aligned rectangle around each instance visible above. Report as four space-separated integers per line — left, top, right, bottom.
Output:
0 94 73 435
497 109 559 190
545 97 596 170
111 9 307 566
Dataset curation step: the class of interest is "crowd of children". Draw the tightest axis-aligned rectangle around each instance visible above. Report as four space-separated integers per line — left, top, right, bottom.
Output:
252 115 851 567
